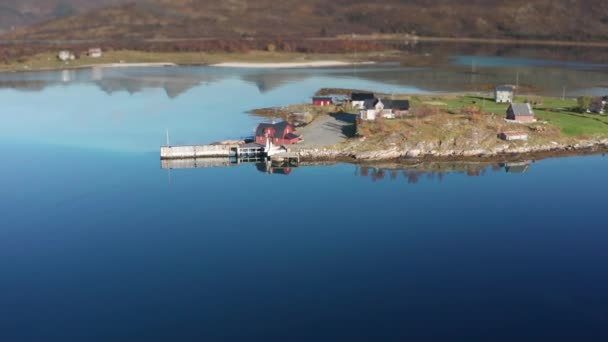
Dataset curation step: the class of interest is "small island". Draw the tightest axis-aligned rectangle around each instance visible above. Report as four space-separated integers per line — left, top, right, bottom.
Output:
249 88 608 162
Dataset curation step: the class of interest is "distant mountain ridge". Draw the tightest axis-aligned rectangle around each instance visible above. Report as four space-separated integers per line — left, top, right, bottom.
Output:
0 0 132 32
3 0 608 41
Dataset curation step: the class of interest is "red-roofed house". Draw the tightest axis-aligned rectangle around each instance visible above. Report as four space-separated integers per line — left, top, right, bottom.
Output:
255 122 301 145
312 96 332 106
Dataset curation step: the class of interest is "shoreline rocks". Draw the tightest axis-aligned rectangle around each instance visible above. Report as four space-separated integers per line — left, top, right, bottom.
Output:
292 139 608 162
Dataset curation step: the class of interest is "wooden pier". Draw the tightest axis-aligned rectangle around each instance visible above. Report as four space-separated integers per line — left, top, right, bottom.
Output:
160 142 299 165
160 143 267 160
237 143 266 157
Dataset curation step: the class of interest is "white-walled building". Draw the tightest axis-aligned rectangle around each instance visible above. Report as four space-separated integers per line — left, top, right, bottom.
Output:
359 98 394 121
495 85 514 103
351 92 375 109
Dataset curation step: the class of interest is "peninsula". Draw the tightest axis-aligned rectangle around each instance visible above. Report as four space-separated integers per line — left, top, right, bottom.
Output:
250 89 608 162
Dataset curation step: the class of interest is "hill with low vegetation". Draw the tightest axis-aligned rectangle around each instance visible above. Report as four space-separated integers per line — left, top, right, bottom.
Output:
0 0 131 33
4 0 608 41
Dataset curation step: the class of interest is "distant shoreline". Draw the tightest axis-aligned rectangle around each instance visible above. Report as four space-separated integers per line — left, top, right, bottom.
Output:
0 50 384 74
0 62 180 74
211 61 375 69
0 60 375 74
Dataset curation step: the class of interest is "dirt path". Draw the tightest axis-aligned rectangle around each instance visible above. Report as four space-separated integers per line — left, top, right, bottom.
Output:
294 113 356 148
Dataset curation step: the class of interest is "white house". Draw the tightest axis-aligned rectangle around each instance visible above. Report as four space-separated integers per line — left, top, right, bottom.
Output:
495 85 514 103
88 48 103 58
351 92 375 109
57 50 75 62
359 98 394 121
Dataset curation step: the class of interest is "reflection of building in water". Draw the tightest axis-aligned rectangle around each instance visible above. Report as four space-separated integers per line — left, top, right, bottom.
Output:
61 69 74 83
161 157 296 176
91 67 104 81
355 162 514 184
256 160 293 175
503 161 531 174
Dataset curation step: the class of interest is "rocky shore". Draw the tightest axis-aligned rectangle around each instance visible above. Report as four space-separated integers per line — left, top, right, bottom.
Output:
292 138 608 162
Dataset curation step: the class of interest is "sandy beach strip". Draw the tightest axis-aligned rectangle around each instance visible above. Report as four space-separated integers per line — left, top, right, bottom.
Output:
94 62 178 68
211 61 374 68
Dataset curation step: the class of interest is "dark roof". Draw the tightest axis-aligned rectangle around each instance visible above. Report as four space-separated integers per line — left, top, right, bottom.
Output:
509 103 534 116
255 121 291 138
496 85 514 92
363 98 380 110
385 99 410 110
313 96 332 101
241 142 265 148
351 92 375 101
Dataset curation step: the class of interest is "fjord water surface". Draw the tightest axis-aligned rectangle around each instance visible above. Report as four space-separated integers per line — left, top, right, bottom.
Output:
1 62 608 340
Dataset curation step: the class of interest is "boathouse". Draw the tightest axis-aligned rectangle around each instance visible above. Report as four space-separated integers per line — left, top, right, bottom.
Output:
506 103 535 122
255 121 301 145
312 96 332 106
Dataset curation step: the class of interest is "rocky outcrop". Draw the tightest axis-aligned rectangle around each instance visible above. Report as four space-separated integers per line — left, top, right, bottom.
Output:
293 139 608 162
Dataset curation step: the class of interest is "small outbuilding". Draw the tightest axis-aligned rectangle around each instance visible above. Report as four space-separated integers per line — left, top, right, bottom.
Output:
255 121 301 145
57 50 75 62
351 92 375 109
312 96 332 106
589 97 606 114
495 85 514 103
498 131 528 141
506 103 535 123
386 99 410 118
88 48 103 58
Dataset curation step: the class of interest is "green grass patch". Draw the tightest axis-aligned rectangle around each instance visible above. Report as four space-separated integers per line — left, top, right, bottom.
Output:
409 94 608 138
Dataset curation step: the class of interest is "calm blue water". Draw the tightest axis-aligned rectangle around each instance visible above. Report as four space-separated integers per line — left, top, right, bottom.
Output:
451 55 608 70
1 65 608 341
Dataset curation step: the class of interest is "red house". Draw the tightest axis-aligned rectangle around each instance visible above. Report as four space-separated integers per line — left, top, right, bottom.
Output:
312 96 332 106
255 121 301 145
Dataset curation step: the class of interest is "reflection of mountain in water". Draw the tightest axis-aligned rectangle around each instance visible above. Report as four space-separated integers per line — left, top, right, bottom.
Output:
241 72 309 93
95 77 203 98
0 79 48 92
0 67 221 99
1 58 608 98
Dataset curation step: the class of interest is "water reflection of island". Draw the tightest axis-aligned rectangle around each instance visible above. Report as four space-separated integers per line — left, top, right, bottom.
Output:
161 158 532 180
355 161 531 183
161 157 296 176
